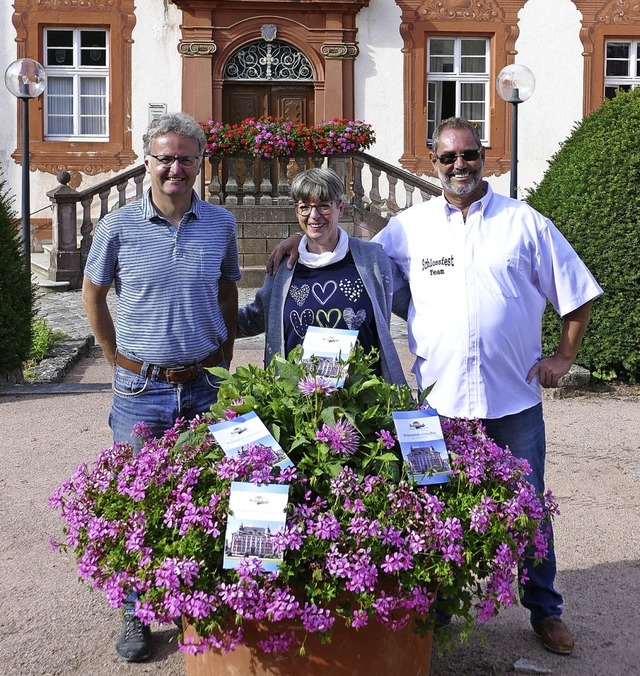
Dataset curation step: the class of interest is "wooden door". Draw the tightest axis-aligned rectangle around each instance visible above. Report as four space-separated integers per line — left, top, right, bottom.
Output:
222 84 315 198
223 84 314 125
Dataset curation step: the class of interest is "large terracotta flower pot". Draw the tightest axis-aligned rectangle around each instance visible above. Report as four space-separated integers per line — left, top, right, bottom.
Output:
183 619 433 676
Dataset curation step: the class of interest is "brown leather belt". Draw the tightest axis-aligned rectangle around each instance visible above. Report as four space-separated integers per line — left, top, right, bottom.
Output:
114 349 224 384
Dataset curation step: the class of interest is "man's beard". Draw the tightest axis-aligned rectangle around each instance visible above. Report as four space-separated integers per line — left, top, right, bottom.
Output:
437 166 482 197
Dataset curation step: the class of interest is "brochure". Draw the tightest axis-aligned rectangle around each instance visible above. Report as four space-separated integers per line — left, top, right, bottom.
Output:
301 325 359 388
223 481 289 573
208 411 293 469
392 409 451 485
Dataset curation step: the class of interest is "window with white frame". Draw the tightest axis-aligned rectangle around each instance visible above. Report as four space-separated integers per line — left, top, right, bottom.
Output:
604 40 640 99
44 28 109 140
427 37 489 143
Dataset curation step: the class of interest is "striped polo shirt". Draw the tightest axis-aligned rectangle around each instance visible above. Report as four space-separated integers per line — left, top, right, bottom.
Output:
84 189 241 366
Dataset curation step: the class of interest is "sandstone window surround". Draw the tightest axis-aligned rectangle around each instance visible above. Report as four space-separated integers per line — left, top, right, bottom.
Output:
11 0 136 187
394 0 528 179
575 0 640 114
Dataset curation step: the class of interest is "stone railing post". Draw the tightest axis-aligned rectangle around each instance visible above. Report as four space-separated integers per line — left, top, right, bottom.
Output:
277 157 290 205
242 157 257 205
225 157 239 205
328 155 351 204
208 157 222 204
259 158 274 205
46 171 82 289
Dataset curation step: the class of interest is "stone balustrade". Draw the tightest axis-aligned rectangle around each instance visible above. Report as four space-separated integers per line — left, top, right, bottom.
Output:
44 152 442 289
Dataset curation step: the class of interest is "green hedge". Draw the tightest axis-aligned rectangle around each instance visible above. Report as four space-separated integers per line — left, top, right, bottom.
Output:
526 89 640 382
0 175 35 377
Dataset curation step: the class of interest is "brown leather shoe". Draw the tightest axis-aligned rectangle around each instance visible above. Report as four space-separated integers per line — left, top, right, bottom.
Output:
533 617 574 655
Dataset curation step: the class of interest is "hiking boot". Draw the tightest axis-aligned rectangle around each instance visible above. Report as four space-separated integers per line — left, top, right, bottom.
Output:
533 617 574 655
115 613 151 662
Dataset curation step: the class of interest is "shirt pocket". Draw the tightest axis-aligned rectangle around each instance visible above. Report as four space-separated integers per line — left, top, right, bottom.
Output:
482 257 522 299
175 245 222 284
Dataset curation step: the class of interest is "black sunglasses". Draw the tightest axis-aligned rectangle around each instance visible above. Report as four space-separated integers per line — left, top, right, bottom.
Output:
436 149 482 165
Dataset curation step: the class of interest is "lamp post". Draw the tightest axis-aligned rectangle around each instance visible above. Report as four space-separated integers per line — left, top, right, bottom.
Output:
496 64 535 199
4 58 47 268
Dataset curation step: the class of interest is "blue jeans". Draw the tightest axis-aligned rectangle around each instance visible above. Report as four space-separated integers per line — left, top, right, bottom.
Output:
482 403 564 626
110 361 223 451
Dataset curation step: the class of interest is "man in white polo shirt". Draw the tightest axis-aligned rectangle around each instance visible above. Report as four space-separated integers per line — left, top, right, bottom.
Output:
373 117 602 656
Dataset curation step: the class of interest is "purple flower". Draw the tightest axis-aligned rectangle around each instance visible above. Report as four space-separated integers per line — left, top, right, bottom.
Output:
351 608 369 628
131 421 152 439
316 419 359 456
256 631 297 654
271 524 305 553
298 375 336 396
300 603 335 633
277 465 298 484
380 551 413 573
377 429 396 449
311 512 342 540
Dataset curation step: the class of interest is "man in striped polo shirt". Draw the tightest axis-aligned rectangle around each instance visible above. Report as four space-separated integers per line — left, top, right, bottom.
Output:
82 112 240 662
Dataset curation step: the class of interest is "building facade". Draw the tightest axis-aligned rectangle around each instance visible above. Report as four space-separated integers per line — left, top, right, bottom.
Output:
1 0 639 237
406 445 450 474
229 524 276 558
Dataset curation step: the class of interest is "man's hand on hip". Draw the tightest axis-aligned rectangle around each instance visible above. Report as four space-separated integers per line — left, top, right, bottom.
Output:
527 354 573 388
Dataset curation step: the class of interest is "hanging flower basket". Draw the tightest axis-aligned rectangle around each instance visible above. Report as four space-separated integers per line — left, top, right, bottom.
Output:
50 348 556 667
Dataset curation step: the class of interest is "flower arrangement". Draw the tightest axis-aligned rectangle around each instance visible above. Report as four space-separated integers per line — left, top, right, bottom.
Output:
201 116 375 158
50 348 555 657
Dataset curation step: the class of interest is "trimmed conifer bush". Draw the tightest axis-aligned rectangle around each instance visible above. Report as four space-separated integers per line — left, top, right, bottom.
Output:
526 89 640 382
0 173 35 381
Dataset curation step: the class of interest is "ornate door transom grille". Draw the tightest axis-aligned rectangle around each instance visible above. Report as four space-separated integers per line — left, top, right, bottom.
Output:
223 40 314 81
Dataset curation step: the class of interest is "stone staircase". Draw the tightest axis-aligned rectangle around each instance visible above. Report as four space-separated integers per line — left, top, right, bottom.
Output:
31 250 70 292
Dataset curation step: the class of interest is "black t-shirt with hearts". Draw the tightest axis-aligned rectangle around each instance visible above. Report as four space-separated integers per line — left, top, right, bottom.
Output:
283 252 380 364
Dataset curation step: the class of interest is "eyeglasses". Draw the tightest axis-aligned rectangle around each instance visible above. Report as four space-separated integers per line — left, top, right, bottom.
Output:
295 202 336 216
435 149 482 165
149 154 201 168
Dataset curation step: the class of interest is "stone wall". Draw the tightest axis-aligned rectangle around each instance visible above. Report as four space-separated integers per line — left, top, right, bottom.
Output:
230 204 355 287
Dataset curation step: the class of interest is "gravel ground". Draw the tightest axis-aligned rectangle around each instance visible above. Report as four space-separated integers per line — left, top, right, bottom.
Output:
1 342 638 676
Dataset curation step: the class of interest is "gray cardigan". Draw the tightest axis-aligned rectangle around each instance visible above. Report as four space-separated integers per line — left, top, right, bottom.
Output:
237 237 408 387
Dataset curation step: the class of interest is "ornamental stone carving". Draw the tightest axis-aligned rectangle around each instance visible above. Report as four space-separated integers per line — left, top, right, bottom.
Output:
179 41 217 57
321 43 359 59
34 0 116 8
417 0 503 21
29 153 137 184
597 0 640 24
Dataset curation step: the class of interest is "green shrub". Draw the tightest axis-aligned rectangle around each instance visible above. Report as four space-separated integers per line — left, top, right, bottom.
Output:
0 174 35 378
28 317 65 362
526 89 640 382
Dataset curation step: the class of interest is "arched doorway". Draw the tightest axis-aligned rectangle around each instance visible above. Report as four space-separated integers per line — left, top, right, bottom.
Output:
221 37 316 197
221 38 315 125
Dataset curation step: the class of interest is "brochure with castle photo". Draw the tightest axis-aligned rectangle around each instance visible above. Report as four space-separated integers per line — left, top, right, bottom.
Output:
208 411 293 470
223 482 289 573
301 326 359 388
392 409 451 485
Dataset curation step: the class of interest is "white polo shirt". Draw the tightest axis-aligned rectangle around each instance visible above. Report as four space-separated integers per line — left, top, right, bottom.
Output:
374 183 603 419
